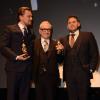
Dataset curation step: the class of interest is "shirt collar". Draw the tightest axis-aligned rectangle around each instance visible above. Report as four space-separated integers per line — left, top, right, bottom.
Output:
70 30 79 36
18 22 27 32
41 37 50 44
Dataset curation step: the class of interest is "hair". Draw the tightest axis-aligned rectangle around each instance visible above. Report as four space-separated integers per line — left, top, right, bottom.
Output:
39 20 53 33
39 20 53 29
17 6 32 22
66 15 81 29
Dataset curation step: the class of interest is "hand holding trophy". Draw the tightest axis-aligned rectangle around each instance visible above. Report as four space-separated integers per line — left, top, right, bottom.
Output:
21 42 28 57
16 40 30 61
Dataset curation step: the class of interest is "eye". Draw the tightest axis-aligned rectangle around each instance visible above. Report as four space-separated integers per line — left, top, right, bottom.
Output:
40 28 51 32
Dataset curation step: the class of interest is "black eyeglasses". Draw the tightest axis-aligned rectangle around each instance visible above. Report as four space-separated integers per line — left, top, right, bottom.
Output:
40 28 52 32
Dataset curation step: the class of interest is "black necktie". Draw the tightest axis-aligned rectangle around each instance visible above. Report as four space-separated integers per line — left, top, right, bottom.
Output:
23 28 28 37
23 28 29 43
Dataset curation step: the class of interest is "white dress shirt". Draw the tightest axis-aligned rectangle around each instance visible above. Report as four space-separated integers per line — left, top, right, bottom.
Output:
69 30 79 42
41 37 50 51
18 22 28 36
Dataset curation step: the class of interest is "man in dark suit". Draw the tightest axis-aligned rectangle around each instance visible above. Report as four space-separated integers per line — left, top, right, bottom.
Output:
33 20 63 100
59 16 99 100
0 7 35 100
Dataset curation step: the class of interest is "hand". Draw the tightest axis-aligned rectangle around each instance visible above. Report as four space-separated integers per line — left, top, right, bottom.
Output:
56 41 64 54
63 81 67 88
16 54 30 61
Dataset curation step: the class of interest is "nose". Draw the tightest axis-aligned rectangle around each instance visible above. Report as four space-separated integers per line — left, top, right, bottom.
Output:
45 30 49 32
30 17 33 21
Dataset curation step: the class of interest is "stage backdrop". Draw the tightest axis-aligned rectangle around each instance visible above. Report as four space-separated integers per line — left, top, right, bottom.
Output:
0 0 100 88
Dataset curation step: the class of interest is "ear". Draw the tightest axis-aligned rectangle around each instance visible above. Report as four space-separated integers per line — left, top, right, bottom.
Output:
19 15 22 21
78 22 80 27
66 23 69 29
39 28 42 35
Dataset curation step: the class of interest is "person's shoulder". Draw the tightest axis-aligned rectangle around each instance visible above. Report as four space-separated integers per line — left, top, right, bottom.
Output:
6 24 17 29
51 39 56 42
80 31 93 35
48 39 55 45
5 24 18 32
80 31 96 40
34 37 40 43
58 35 67 43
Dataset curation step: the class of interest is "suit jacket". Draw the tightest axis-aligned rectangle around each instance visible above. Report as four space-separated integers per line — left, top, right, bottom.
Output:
60 32 99 80
33 37 60 84
0 24 35 72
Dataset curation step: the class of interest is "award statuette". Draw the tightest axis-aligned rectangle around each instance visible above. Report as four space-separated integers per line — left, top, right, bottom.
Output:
21 41 28 57
56 40 62 54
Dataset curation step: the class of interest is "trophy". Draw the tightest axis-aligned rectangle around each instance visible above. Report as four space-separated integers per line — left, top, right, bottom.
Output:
56 40 62 54
21 41 28 57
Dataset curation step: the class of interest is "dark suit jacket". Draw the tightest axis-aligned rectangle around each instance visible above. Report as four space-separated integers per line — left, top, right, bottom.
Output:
33 38 60 85
0 24 35 72
60 32 99 80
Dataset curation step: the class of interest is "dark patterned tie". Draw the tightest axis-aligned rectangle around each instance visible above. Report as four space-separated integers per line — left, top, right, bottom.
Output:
43 40 49 52
69 34 75 48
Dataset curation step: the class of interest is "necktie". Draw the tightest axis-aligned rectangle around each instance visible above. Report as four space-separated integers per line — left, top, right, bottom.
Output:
43 40 49 52
23 28 28 37
22 28 28 49
69 34 75 48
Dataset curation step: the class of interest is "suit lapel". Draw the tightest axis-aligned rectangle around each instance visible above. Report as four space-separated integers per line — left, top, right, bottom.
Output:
38 38 48 55
16 24 22 33
64 35 70 49
47 39 54 58
74 32 83 52
39 38 45 54
13 24 23 38
67 35 70 48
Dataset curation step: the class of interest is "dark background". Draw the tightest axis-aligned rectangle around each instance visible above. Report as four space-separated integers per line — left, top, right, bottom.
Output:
0 0 100 88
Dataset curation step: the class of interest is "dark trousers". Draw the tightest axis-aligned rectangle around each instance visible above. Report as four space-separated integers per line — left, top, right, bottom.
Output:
6 68 31 100
65 68 90 100
35 73 56 100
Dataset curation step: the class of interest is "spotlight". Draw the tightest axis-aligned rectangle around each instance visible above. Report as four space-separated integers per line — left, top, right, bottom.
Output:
94 2 98 7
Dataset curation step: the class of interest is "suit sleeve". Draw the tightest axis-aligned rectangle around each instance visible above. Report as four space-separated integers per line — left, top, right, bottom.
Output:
32 39 39 82
88 32 99 72
0 27 17 60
